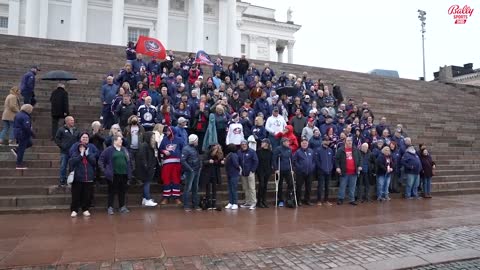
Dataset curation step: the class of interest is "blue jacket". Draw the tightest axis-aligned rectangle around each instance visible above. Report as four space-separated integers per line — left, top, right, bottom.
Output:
99 146 132 181
69 152 97 183
20 71 36 95
401 149 422 174
13 110 33 141
308 135 322 150
293 147 315 174
254 98 270 118
148 90 161 107
251 125 266 141
181 144 201 172
69 142 99 159
391 148 402 175
315 145 334 174
174 126 188 146
137 104 157 129
132 59 147 73
147 60 161 74
101 83 119 104
159 127 184 163
272 145 292 172
225 152 241 178
238 148 259 176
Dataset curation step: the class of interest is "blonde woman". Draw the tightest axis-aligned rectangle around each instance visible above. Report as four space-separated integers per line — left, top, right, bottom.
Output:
375 146 394 201
1 86 21 146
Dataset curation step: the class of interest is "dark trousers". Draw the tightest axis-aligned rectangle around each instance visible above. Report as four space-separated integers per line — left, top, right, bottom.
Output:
102 104 114 129
51 116 62 139
257 173 271 204
16 138 32 165
317 171 331 202
71 181 93 212
128 148 139 181
296 173 312 203
22 93 34 105
108 174 128 208
217 129 227 151
277 171 293 202
356 172 370 201
205 179 218 208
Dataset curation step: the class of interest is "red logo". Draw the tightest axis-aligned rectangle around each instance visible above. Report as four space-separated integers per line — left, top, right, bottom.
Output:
448 5 474 24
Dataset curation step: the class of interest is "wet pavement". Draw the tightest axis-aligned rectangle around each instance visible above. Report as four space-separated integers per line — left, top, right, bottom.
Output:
1 194 480 269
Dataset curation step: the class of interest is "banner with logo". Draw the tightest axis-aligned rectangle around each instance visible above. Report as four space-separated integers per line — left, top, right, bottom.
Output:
195 50 214 66
136 36 167 60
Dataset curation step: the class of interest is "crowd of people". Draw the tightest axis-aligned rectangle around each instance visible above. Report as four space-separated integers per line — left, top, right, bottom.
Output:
0 45 437 218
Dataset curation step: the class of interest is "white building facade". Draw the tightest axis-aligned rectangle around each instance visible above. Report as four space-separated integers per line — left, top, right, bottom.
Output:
0 0 301 63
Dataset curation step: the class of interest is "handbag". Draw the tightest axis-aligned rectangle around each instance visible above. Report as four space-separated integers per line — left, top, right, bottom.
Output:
67 171 75 185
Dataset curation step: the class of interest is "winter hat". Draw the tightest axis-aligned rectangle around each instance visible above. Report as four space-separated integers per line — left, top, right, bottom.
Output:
178 117 187 124
240 139 248 145
231 113 239 120
261 138 271 145
188 134 198 144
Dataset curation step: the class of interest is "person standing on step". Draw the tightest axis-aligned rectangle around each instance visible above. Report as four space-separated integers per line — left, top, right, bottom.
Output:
293 137 315 206
419 145 435 199
55 116 80 187
1 86 21 146
315 136 334 206
123 115 145 185
201 143 224 210
335 137 362 206
401 143 422 199
181 134 202 211
357 143 376 203
12 104 34 169
272 138 294 207
137 131 159 207
256 138 272 208
99 134 132 215
101 76 118 129
50 83 69 140
68 142 96 218
20 65 39 106
238 139 259 210
225 143 241 210
137 96 157 132
159 126 184 205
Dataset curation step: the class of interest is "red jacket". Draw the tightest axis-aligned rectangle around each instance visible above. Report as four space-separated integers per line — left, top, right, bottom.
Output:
148 74 162 89
275 125 299 153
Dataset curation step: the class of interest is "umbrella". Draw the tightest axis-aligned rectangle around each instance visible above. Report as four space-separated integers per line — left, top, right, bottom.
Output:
275 86 298 97
41 70 77 81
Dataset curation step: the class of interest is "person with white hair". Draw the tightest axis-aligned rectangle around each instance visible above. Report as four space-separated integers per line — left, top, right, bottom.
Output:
137 96 157 132
357 143 376 203
12 104 34 169
101 75 119 129
54 116 79 187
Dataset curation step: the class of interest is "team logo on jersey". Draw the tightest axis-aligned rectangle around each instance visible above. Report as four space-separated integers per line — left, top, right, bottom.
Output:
233 127 242 134
166 144 177 152
144 112 153 121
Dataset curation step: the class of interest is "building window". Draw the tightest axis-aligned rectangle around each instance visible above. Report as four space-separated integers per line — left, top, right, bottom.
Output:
241 44 246 54
170 0 185 11
0 17 8 29
128 27 150 43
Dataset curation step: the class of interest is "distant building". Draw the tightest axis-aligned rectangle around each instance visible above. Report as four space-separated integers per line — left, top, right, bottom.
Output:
368 69 400 78
433 63 480 86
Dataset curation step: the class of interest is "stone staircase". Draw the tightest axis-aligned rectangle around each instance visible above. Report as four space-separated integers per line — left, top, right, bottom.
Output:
0 34 479 213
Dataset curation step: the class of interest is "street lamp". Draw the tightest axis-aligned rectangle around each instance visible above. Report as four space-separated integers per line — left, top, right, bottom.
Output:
418 9 426 81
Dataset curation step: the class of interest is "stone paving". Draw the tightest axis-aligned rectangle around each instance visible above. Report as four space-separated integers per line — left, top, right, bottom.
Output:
8 225 480 270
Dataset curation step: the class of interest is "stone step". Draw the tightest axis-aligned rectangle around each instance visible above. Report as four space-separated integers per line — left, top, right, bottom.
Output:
432 180 480 192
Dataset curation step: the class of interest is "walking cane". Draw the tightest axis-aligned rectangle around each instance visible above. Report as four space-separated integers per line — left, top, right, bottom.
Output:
275 157 280 208
289 158 298 207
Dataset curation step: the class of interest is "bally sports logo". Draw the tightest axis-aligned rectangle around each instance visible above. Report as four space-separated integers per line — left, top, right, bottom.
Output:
448 5 474 24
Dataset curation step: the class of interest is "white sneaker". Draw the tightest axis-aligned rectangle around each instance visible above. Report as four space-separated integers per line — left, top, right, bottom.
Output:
231 204 239 210
240 203 250 208
83 210 91 217
71 211 77 217
142 198 147 205
249 204 256 210
144 199 158 207
225 203 232 209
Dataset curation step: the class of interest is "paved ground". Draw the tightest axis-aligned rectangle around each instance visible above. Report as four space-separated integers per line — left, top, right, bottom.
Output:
2 194 480 269
413 258 480 269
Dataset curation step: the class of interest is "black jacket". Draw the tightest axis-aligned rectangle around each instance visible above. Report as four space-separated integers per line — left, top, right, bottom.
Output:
115 102 136 129
335 146 362 175
181 144 201 172
50 87 69 117
55 126 80 154
200 150 223 185
137 132 158 181
256 148 273 176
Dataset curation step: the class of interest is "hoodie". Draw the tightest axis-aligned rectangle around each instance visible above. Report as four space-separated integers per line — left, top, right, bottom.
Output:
275 125 299 153
159 126 184 165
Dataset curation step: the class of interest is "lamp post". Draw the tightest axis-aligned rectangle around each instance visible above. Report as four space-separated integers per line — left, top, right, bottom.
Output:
418 9 426 81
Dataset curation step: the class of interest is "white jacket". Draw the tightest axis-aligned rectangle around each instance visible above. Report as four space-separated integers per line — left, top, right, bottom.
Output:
226 122 244 145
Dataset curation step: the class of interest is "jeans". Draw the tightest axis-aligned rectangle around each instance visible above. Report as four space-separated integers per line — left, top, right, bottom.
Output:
227 175 240 204
376 174 391 199
59 153 69 184
183 170 200 209
241 172 257 205
405 173 420 198
317 172 331 202
143 175 152 200
0 120 14 142
338 174 357 202
16 138 32 165
423 177 432 195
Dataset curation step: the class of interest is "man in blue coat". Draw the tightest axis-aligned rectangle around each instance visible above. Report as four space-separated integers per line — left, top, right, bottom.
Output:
293 137 315 206
238 140 259 209
401 145 422 199
12 104 34 169
314 136 334 205
101 76 119 129
20 66 40 105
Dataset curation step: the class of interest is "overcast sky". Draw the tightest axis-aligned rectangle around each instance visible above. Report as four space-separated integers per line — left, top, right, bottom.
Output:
247 0 479 81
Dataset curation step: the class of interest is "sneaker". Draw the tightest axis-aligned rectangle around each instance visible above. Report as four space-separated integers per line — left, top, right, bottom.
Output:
144 199 158 207
249 204 256 210
82 210 91 217
225 203 232 209
119 206 130 213
278 201 285 207
107 207 114 215
317 202 323 206
325 201 333 206
16 165 28 170
349 201 358 206
8 141 18 147
385 196 392 201
240 203 250 208
337 200 344 205
231 204 239 210
71 211 77 218
184 208 192 212
10 148 17 158
142 198 147 205
195 207 202 211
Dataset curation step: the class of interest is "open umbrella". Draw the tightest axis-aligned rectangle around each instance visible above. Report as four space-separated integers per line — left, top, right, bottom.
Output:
275 86 298 97
41 70 77 81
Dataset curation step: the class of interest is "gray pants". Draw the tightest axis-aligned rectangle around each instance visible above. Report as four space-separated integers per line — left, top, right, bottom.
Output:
241 173 257 206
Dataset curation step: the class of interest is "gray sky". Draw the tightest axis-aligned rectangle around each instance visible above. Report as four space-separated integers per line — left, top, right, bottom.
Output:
247 0 479 81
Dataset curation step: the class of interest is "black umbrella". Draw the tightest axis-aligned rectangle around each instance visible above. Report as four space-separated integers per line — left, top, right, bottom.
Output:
41 70 77 81
275 86 298 96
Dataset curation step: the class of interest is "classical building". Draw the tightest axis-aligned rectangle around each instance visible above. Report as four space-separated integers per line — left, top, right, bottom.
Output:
433 63 480 86
0 0 301 63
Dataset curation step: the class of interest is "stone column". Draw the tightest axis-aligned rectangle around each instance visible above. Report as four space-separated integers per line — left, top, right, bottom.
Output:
191 0 204 52
268 38 277 62
287 40 295 64
277 46 285 63
38 0 49 38
156 0 169 48
24 0 39 37
217 0 228 55
249 34 258 59
70 0 88 42
111 0 125 45
7 0 20 35
226 0 239 56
